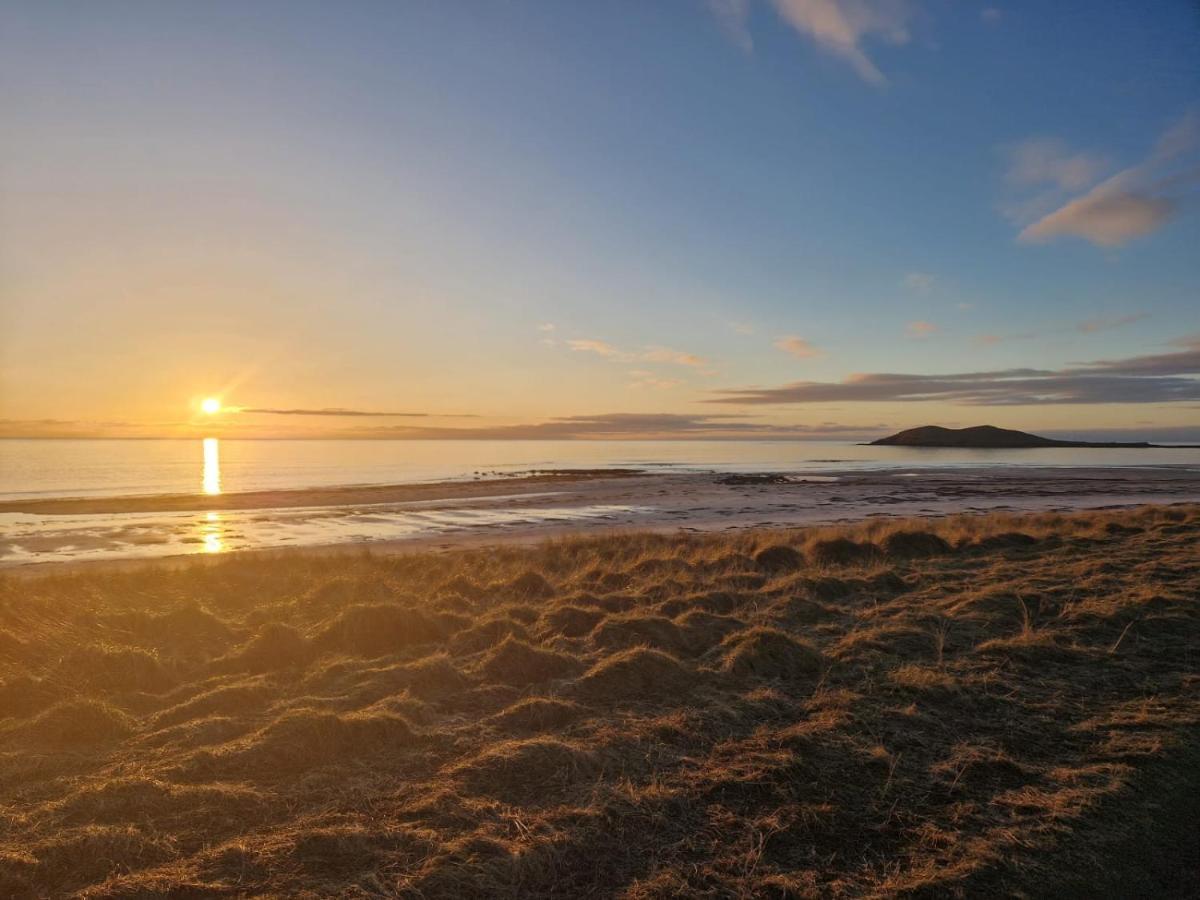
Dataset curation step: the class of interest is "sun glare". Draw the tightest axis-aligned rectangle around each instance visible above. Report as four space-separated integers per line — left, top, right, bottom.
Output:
202 437 221 495
201 397 221 414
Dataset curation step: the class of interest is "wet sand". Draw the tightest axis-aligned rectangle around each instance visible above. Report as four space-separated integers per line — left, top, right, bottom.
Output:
4 465 1200 569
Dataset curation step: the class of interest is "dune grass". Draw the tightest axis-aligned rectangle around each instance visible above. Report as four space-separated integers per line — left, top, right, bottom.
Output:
1 504 1198 896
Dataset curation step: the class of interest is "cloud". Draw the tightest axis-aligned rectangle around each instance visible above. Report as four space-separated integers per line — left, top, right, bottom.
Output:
712 0 914 84
628 371 684 390
343 413 885 441
642 346 710 367
1019 191 1176 247
971 331 1035 346
903 271 936 292
980 7 1001 25
708 0 754 51
537 323 556 332
730 321 756 335
567 339 629 360
567 339 709 368
1013 111 1200 247
1043 425 1200 444
972 313 1146 345
240 407 430 417
774 335 824 359
906 320 938 338
1076 312 1149 334
768 0 913 84
1005 138 1108 192
709 336 1200 406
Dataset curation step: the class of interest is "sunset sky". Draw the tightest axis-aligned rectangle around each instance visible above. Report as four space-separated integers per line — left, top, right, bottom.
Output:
2 2 1198 440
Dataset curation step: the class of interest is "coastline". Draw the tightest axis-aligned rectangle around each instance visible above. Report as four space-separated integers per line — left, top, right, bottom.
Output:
5 464 1200 571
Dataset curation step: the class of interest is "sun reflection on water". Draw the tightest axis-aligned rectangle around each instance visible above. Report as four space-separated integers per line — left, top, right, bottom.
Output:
202 437 221 495
201 510 223 553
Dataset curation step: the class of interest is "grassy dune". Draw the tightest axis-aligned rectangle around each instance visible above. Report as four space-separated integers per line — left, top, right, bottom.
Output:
1 505 1198 897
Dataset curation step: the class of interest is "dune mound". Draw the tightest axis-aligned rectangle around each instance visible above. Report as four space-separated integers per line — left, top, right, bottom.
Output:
450 616 530 653
974 531 1039 552
315 603 445 657
10 699 134 749
53 777 268 829
539 604 605 638
720 627 823 680
18 825 178 897
501 571 556 600
0 675 58 719
150 680 272 729
489 697 582 732
478 637 580 686
753 544 804 572
675 610 744 651
225 623 312 673
440 575 485 601
59 645 175 694
454 738 601 804
573 647 694 701
808 538 881 567
202 709 420 776
882 530 952 559
589 613 691 654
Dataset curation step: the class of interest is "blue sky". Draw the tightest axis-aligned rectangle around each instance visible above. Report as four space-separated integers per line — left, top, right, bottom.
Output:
1 1 1198 439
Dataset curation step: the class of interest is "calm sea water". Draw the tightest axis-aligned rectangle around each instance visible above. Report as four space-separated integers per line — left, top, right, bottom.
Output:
3 439 1199 502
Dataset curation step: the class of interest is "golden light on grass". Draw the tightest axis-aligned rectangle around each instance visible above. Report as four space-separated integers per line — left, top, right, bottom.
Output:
1 505 1197 896
202 437 221 495
201 397 222 414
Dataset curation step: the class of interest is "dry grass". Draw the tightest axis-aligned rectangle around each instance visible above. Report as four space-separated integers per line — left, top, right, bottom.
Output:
1 504 1199 896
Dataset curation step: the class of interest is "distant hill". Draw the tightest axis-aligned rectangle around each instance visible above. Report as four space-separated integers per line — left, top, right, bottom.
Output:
869 425 1160 449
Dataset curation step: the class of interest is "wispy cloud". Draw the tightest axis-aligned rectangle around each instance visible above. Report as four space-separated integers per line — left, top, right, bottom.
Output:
1077 312 1149 334
708 0 754 51
1011 111 1200 247
903 271 936 292
971 331 1035 346
711 0 915 85
972 312 1147 345
567 339 709 368
642 346 710 367
1006 138 1109 192
906 320 938 338
628 371 684 390
345 413 885 441
537 322 556 332
567 339 629 360
710 336 1200 406
770 0 914 84
240 407 430 417
980 7 1002 25
774 335 824 359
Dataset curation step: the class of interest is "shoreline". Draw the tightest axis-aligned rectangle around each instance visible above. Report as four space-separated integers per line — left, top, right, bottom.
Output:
6 463 1200 573
0 469 646 515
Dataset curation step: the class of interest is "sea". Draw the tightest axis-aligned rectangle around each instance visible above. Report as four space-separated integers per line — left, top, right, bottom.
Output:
3 439 1199 566
4 438 1200 502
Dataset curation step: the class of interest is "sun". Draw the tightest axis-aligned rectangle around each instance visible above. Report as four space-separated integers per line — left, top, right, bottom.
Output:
201 397 221 415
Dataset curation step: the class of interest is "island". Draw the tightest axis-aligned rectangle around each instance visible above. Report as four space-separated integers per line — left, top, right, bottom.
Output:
868 424 1190 449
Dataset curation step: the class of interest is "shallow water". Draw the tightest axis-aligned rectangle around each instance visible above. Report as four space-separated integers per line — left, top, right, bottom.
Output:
0 499 654 565
4 438 1198 501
